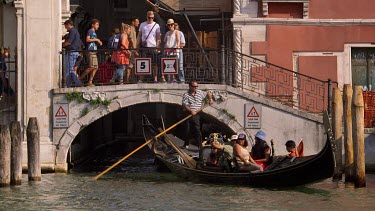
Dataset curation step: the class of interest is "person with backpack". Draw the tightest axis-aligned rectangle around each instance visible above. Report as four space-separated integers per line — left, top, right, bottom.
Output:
107 27 120 49
110 23 131 84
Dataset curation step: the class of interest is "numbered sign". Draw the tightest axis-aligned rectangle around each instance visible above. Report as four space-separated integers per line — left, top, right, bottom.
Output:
135 58 151 75
161 58 178 74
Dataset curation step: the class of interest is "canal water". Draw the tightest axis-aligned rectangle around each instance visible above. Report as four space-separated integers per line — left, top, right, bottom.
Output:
1 155 375 210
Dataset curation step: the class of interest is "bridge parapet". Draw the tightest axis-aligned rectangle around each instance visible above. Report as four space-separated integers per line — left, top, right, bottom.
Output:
52 84 325 172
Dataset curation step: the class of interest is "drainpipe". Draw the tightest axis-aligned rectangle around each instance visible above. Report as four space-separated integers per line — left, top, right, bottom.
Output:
220 12 225 84
61 49 66 88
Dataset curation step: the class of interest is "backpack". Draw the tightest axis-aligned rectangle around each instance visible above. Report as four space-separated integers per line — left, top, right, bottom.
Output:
108 34 120 49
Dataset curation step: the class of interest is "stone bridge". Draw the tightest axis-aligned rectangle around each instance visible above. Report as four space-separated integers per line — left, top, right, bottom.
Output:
50 84 325 172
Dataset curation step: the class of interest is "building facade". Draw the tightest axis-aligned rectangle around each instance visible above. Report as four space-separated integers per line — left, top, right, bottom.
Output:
232 0 375 91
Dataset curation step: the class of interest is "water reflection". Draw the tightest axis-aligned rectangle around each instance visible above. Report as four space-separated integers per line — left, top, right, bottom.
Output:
1 156 375 210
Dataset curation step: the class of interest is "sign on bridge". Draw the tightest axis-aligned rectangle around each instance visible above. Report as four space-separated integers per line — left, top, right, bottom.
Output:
244 104 262 129
53 103 69 128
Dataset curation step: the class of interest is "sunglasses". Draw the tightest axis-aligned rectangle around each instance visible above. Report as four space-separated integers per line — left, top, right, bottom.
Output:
148 17 154 19
167 24 174 26
190 85 198 88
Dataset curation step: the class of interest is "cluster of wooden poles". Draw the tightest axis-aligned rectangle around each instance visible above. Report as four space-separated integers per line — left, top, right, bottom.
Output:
332 85 365 188
0 118 41 187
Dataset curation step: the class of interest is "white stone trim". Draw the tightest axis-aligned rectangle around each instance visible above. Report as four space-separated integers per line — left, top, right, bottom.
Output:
231 18 375 26
14 0 26 134
303 2 309 19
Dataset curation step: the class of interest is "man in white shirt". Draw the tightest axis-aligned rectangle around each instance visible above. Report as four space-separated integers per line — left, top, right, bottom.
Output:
137 11 162 82
174 23 185 83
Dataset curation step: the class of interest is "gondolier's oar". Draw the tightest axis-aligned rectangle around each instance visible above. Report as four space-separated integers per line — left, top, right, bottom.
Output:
93 105 209 180
158 128 197 168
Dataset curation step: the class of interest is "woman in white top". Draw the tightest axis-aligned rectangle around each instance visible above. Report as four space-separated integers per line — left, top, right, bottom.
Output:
233 133 263 172
163 18 180 83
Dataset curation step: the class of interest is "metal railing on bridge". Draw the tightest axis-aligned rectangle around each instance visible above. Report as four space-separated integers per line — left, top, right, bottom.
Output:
60 47 336 114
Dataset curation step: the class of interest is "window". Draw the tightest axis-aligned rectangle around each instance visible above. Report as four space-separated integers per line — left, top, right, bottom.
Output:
351 48 375 90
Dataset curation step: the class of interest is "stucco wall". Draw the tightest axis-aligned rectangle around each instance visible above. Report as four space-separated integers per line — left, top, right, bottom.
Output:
309 0 375 19
251 25 375 78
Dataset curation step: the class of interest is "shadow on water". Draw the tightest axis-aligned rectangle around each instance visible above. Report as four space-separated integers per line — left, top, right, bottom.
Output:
268 184 332 197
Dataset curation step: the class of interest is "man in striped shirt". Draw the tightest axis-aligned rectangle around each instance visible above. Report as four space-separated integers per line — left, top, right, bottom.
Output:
181 81 214 149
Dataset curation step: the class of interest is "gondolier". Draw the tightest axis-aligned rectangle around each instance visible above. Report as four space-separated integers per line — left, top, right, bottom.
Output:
181 81 213 149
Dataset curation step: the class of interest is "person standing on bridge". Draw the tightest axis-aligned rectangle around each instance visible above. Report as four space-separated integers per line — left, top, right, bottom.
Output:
181 81 214 149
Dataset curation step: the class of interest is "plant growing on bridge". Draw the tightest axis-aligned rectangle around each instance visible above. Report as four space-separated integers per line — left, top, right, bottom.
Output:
90 97 112 108
66 91 84 103
220 108 236 121
81 108 89 117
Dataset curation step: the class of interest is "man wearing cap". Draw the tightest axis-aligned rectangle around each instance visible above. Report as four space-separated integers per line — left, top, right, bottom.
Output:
211 138 236 172
230 135 238 145
251 130 271 168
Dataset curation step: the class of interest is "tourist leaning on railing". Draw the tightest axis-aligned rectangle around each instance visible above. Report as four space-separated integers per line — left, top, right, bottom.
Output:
110 23 131 84
137 11 162 83
62 20 83 87
164 18 180 83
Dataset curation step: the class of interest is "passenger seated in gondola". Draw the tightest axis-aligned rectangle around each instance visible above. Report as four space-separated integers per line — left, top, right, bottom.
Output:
210 139 235 172
234 134 263 172
285 139 304 157
250 130 271 169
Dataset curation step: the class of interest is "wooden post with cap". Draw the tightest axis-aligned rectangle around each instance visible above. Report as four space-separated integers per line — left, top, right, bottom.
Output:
343 84 354 182
332 87 343 180
352 86 365 188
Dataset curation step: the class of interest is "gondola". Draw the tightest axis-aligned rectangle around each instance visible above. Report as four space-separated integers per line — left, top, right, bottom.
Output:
142 115 335 187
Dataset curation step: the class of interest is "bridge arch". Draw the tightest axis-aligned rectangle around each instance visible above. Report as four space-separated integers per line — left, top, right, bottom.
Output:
54 87 244 171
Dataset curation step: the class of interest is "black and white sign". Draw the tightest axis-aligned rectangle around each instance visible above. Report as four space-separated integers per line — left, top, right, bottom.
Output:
161 58 178 74
135 58 151 75
244 104 262 129
53 103 69 128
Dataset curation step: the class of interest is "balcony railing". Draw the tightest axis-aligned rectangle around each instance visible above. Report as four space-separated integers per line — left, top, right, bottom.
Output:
60 47 336 114
0 57 17 125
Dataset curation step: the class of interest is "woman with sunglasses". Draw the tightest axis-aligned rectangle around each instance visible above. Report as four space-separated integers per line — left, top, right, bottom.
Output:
163 18 180 83
234 133 263 172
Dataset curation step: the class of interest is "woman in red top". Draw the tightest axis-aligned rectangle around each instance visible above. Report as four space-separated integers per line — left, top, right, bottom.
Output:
111 23 131 84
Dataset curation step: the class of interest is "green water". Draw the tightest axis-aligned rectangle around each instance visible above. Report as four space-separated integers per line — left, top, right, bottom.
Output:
1 156 375 210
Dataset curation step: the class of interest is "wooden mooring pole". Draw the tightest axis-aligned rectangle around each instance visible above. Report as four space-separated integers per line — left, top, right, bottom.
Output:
352 86 365 188
343 85 354 182
27 118 41 181
332 87 343 180
10 121 23 185
0 125 11 187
